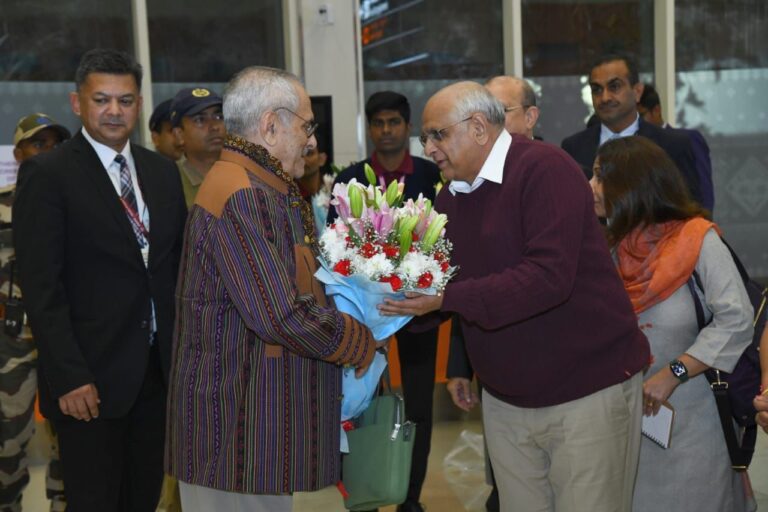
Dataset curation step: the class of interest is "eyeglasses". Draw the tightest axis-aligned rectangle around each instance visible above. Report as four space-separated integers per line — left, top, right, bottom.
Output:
419 116 473 147
275 107 319 138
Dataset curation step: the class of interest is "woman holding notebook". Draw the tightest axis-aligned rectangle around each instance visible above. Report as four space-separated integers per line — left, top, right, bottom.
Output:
589 136 753 511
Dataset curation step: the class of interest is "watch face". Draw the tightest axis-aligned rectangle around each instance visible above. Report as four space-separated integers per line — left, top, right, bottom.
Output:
670 361 687 378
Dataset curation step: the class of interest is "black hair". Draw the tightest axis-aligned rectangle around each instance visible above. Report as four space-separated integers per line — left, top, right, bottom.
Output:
590 53 639 85
75 49 143 90
365 91 410 124
638 83 661 111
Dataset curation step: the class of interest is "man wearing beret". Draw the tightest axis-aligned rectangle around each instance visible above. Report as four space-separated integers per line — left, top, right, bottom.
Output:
170 87 225 207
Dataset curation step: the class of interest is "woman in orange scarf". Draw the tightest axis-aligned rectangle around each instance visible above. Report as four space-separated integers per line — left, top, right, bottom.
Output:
591 136 754 512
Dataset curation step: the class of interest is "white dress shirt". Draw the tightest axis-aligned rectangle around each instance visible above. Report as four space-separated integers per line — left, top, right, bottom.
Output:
81 128 150 235
599 114 640 146
448 129 512 196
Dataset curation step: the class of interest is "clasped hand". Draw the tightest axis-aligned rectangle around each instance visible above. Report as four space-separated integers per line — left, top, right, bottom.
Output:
59 383 100 421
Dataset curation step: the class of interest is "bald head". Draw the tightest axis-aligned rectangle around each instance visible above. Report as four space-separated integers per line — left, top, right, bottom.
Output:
484 76 539 138
425 81 506 127
421 81 505 184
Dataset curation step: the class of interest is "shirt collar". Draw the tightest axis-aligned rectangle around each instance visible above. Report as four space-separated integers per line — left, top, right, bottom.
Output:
599 114 640 146
370 150 414 179
81 127 133 171
448 129 512 196
178 155 205 186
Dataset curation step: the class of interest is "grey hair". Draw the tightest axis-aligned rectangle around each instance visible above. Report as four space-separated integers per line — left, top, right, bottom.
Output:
453 86 506 127
223 66 302 138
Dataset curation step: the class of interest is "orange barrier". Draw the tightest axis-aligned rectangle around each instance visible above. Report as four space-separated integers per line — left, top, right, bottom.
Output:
386 319 451 388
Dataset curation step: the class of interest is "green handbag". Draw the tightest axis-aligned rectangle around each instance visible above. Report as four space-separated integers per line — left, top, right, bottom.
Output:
342 376 416 511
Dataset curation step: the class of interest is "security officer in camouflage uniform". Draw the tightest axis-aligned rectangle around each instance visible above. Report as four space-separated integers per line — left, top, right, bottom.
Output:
1 113 70 512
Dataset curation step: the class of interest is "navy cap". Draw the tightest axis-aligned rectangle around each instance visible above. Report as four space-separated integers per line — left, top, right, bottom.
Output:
148 99 174 132
169 87 223 128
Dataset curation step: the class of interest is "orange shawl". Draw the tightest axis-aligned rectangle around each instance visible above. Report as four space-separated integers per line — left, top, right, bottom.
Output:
616 217 720 314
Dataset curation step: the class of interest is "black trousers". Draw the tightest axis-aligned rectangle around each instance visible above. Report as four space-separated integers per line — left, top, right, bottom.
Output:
395 326 439 503
53 345 165 512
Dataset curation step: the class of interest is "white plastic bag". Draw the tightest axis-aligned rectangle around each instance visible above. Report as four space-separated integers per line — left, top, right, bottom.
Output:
442 429 491 511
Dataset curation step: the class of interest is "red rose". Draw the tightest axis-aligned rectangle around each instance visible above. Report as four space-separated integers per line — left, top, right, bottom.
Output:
361 242 376 258
378 274 403 291
417 272 433 288
333 259 352 276
440 261 450 272
433 251 445 262
382 244 399 258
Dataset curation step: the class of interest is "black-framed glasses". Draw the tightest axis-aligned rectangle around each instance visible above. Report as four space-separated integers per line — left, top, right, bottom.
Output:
275 107 318 138
419 116 473 147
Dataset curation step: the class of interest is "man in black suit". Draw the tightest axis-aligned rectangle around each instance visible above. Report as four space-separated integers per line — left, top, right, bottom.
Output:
13 49 187 512
561 53 702 206
638 83 714 212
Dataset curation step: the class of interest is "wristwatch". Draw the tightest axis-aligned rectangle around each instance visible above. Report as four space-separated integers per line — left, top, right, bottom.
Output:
669 359 689 383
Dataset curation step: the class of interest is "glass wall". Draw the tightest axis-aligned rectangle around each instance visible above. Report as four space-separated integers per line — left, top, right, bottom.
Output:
521 0 654 143
0 0 134 143
147 0 284 132
0 0 285 144
360 0 504 156
675 0 768 278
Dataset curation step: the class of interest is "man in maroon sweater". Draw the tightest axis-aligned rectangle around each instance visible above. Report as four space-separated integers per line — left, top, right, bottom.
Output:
380 82 650 511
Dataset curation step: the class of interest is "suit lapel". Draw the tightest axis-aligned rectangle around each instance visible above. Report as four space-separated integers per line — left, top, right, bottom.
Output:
71 133 145 264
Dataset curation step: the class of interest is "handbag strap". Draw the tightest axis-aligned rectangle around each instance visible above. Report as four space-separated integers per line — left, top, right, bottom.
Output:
710 382 753 470
685 272 753 470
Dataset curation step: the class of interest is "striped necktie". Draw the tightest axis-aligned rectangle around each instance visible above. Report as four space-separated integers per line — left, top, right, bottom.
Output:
114 154 146 247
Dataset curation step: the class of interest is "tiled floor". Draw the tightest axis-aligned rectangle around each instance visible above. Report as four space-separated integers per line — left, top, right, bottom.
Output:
19 415 768 511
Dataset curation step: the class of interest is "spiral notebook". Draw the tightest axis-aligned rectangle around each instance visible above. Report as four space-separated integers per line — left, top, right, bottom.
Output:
642 402 675 449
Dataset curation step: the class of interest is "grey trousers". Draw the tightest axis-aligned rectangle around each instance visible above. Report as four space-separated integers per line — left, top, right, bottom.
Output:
178 481 293 512
483 372 643 512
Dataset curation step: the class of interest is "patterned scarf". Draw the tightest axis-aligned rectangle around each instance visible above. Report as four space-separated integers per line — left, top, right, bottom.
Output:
224 134 318 252
616 217 719 314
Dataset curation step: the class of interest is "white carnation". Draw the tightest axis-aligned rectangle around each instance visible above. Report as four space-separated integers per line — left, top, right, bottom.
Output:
399 251 440 281
319 228 352 264
352 252 395 280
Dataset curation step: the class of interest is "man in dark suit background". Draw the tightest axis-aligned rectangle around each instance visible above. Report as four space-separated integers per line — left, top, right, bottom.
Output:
13 49 187 511
638 83 714 212
561 53 702 206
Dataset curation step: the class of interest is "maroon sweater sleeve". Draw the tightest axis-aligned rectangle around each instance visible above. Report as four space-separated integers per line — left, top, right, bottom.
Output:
440 150 588 330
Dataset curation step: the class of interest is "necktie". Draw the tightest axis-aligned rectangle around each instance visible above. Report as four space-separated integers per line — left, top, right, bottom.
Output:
114 154 147 247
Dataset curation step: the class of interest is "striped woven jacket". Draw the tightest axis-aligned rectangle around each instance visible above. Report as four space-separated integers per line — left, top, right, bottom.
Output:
165 146 376 494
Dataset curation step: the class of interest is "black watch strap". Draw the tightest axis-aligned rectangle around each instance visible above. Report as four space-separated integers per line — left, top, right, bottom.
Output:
669 359 689 383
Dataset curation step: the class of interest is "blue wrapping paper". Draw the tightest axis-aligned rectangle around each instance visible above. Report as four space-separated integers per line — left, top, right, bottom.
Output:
338 352 388 453
314 263 414 341
316 259 423 451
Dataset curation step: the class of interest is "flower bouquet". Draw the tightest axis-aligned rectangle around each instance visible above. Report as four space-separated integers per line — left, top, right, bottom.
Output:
315 164 457 439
